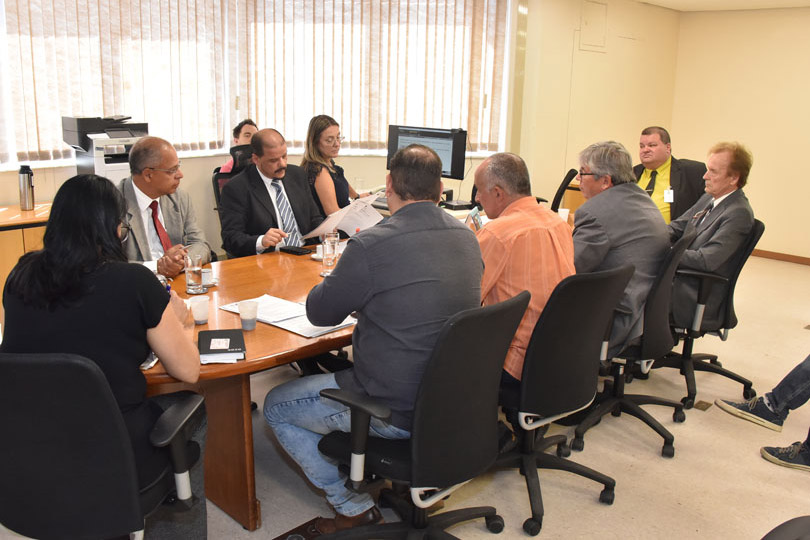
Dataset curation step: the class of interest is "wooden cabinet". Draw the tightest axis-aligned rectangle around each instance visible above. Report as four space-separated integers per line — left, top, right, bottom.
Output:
0 204 50 323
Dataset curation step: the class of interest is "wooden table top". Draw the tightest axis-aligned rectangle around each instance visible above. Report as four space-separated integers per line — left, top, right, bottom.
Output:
0 203 51 229
143 250 353 384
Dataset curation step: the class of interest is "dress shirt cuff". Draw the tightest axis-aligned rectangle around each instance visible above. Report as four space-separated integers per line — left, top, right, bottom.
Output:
256 235 286 254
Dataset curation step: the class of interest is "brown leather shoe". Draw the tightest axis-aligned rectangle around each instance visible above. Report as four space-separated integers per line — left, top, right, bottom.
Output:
313 506 383 534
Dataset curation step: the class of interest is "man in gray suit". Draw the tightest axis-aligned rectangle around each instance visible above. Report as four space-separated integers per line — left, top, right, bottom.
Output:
118 136 210 277
668 142 755 329
573 141 670 357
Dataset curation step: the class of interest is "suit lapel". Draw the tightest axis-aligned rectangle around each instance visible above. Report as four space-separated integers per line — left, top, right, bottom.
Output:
247 166 279 227
669 158 683 193
161 194 181 245
122 178 150 261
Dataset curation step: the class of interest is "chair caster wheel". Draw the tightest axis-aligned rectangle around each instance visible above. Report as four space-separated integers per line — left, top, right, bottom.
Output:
570 437 584 452
599 488 615 505
743 387 757 399
523 517 542 536
557 443 571 458
673 409 686 423
485 514 504 534
662 444 675 458
681 396 694 409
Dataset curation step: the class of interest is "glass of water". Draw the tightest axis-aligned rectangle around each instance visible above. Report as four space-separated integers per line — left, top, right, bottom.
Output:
184 253 204 294
320 232 340 277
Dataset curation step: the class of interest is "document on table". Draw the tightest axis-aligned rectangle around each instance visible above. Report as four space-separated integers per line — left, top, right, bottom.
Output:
220 294 355 338
302 193 383 239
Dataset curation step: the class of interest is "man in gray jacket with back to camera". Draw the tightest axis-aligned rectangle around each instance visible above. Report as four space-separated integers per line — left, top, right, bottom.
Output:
263 144 484 535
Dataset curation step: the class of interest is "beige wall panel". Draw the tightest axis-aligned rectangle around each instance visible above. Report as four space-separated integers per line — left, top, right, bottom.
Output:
672 8 810 257
518 0 679 200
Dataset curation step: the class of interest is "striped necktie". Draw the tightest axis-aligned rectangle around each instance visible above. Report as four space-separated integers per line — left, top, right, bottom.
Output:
272 179 302 247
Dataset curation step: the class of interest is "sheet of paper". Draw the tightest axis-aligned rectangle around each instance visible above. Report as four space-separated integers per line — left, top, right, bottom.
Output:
302 193 383 239
220 294 304 323
220 294 355 338
272 314 356 338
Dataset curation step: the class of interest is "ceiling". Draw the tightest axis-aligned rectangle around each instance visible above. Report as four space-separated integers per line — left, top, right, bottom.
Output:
641 0 810 11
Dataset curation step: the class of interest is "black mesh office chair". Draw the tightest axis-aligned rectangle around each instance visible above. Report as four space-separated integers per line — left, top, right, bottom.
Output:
653 219 765 408
571 231 695 458
549 168 579 212
317 292 531 539
495 266 633 536
0 353 204 540
213 143 255 221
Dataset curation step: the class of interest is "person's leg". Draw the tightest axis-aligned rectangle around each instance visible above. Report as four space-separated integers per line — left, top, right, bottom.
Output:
715 353 810 431
263 373 409 518
768 353 810 414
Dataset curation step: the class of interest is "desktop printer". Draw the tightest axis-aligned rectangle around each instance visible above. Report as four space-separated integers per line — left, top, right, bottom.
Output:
62 116 149 183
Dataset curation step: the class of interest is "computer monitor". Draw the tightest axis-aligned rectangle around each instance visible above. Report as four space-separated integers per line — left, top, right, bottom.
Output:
386 125 467 180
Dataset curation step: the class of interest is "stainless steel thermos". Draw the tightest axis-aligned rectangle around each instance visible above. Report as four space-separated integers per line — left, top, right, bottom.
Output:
18 165 34 210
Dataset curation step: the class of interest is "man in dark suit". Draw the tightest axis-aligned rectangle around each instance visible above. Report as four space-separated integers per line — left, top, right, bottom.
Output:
220 129 323 257
668 141 755 329
573 141 670 357
633 126 706 223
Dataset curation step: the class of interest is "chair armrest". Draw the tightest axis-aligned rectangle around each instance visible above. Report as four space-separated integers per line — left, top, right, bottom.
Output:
319 388 392 421
320 388 392 488
150 393 205 475
150 393 205 447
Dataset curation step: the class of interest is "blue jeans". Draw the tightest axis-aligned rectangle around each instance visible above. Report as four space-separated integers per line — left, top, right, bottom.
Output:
767 352 810 444
263 373 410 517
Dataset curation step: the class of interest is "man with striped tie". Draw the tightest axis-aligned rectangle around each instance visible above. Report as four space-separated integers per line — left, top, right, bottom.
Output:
220 128 324 258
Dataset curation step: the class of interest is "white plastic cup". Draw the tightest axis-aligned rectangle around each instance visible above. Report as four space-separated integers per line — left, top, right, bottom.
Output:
239 300 259 331
201 268 214 286
557 208 570 223
190 296 209 325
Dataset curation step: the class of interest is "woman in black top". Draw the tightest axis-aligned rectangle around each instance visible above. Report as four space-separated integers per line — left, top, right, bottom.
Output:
301 114 368 217
1 174 200 490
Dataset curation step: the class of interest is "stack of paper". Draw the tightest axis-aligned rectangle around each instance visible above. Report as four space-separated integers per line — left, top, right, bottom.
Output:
220 295 355 338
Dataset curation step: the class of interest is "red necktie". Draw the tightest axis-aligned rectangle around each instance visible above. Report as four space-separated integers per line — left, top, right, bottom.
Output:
149 200 173 253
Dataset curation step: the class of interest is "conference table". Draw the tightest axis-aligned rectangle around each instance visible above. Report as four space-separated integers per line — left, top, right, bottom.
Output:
143 250 353 531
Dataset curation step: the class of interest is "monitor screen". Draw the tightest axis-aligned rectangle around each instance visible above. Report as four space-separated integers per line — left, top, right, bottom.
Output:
386 125 467 180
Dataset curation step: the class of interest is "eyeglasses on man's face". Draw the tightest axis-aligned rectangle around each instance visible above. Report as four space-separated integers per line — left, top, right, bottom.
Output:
147 162 181 175
578 169 599 178
322 136 345 146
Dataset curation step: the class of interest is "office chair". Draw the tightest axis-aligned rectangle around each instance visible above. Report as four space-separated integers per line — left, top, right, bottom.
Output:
653 219 765 408
213 144 255 219
495 266 632 536
317 291 531 539
549 168 579 212
571 231 695 458
0 353 204 540
761 516 810 540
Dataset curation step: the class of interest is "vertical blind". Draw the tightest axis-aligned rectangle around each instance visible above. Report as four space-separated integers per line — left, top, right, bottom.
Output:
0 0 508 164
